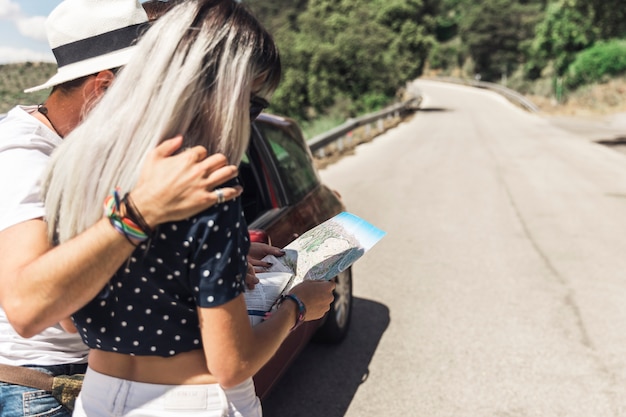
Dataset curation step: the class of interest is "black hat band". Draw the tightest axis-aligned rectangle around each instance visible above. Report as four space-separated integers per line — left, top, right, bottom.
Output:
52 22 150 68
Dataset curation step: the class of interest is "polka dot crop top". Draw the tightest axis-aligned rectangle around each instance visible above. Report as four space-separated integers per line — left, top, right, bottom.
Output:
71 186 249 357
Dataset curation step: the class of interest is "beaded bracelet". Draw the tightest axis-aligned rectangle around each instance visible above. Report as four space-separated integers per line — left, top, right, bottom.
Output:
277 293 306 331
103 188 151 246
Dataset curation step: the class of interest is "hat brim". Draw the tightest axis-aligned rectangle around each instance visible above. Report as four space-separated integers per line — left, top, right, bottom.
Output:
24 46 136 93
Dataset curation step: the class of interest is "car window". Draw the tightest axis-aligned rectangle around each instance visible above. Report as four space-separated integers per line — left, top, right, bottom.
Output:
255 121 319 203
239 150 272 224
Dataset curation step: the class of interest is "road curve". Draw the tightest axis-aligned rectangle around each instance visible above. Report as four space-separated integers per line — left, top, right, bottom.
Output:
262 79 626 417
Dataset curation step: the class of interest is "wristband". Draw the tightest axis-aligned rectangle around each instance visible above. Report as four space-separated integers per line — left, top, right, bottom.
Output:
103 188 150 246
123 193 153 235
277 294 306 331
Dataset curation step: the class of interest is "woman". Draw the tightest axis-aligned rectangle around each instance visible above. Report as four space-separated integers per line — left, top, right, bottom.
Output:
42 1 335 416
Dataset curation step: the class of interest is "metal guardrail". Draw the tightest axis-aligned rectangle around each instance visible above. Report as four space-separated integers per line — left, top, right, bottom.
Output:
305 75 539 159
473 81 540 113
431 76 540 113
307 95 422 155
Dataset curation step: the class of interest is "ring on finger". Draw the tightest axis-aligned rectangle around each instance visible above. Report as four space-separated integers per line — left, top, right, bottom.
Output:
214 188 225 204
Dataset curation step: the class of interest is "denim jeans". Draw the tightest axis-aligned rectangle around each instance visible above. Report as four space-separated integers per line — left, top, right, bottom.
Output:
0 363 87 417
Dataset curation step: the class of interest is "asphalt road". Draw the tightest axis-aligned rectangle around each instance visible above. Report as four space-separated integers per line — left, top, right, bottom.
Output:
262 79 626 417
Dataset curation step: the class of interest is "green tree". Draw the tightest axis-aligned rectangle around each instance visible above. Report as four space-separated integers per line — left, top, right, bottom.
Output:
376 0 436 85
270 0 436 120
269 0 381 117
526 0 595 78
565 39 626 89
459 0 542 81
573 0 626 40
244 0 307 33
302 0 395 114
431 0 468 42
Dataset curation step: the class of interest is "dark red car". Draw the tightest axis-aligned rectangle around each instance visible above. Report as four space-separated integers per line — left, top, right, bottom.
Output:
241 113 352 399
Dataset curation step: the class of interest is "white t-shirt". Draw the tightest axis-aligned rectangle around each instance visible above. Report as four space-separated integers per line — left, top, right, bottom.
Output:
0 105 88 365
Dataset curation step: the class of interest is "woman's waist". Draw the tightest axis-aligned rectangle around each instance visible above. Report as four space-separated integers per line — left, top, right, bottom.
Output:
88 348 218 385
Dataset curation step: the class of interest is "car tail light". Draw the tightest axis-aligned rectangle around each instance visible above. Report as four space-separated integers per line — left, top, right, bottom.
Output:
249 229 271 245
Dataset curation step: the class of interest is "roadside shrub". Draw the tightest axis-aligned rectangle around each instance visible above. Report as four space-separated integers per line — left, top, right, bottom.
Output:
565 39 626 90
358 92 392 113
428 42 462 73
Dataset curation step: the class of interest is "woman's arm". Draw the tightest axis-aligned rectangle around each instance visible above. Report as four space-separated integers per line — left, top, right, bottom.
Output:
0 137 242 338
198 279 335 388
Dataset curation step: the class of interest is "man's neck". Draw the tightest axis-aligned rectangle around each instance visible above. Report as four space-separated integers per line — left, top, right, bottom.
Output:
34 91 84 138
36 104 63 137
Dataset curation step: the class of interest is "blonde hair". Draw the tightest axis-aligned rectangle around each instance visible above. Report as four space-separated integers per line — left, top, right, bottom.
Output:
43 0 280 244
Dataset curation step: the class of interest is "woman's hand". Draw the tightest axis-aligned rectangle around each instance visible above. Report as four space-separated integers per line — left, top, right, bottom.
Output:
244 242 285 289
244 262 259 290
247 242 284 272
288 280 336 322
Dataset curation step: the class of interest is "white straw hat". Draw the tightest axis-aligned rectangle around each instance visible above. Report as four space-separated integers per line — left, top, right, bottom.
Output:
25 0 149 93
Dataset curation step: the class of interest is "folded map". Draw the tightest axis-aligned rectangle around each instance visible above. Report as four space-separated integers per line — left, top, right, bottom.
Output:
244 211 386 325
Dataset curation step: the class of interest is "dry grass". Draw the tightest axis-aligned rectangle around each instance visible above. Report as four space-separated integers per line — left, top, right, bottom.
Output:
527 77 626 117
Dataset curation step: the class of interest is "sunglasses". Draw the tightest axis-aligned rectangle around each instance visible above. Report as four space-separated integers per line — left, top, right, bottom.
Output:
250 96 269 120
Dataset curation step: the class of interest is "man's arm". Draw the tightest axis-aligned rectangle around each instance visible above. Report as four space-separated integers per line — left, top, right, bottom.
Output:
0 137 242 337
0 218 136 337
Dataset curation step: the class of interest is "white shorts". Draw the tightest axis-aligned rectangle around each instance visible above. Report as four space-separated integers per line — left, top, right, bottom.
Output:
73 367 262 417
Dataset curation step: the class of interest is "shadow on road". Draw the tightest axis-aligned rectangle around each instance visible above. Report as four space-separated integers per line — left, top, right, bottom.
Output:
416 107 450 113
596 136 626 157
261 297 390 417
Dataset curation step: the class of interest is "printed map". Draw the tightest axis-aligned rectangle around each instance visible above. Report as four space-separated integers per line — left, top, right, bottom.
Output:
245 212 385 323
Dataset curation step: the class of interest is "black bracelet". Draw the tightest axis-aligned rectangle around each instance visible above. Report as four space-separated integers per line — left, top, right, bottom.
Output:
277 294 306 331
122 193 153 236
103 188 148 246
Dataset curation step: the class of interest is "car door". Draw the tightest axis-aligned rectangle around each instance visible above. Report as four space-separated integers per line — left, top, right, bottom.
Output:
242 114 346 399
242 114 344 248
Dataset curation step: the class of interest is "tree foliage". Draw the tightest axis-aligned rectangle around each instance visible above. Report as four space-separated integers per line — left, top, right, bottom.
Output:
573 0 626 40
246 0 626 117
426 0 625 94
377 0 437 85
248 0 436 121
565 39 626 89
526 0 596 78
3 0 624 118
458 0 542 81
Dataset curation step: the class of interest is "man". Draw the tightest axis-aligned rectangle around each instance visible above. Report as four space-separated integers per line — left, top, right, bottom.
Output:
0 1 244 415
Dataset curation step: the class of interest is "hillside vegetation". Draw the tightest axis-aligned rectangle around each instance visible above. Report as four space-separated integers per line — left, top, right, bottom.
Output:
1 0 624 120
528 76 626 117
2 61 623 119
0 63 55 113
